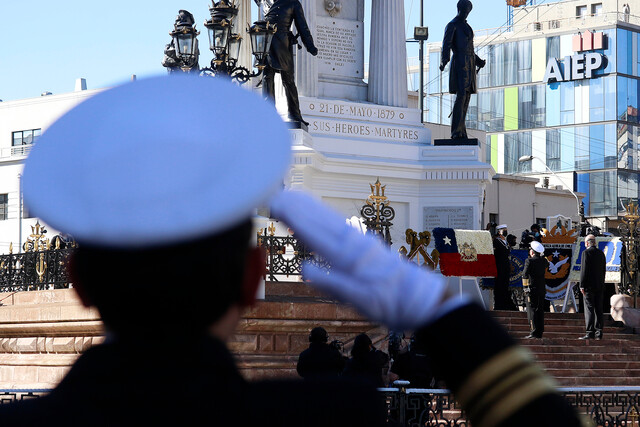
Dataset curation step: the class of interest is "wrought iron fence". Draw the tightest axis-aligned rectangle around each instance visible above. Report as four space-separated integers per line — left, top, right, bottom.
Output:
380 387 640 426
2 387 639 425
0 249 74 292
0 390 49 404
257 233 331 282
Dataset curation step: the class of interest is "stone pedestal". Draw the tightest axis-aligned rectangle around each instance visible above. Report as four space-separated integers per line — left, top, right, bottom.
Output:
286 97 494 255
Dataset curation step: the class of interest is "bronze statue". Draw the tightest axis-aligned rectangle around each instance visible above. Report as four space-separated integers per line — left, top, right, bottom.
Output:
439 0 485 139
259 0 318 126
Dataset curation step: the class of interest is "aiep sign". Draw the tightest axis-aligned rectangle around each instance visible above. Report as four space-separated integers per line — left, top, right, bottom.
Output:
543 31 607 84
543 53 604 83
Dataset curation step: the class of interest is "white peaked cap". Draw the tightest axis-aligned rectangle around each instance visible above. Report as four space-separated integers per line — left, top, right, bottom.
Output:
531 241 545 254
22 74 292 248
496 224 508 230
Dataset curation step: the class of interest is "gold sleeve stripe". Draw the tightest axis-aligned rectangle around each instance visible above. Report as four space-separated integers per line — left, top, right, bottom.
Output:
456 346 533 408
475 375 559 427
467 363 542 421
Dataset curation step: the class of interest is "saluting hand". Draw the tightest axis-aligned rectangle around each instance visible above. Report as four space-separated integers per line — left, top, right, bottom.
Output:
270 190 453 330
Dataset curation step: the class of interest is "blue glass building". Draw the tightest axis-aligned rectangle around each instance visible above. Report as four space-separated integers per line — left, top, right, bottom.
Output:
427 4 640 226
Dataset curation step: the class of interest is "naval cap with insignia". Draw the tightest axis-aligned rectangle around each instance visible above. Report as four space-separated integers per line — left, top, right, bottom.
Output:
22 74 292 248
530 241 545 255
496 224 508 230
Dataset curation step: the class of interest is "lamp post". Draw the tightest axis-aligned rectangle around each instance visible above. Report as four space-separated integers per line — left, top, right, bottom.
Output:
162 2 276 85
518 155 582 226
162 10 201 74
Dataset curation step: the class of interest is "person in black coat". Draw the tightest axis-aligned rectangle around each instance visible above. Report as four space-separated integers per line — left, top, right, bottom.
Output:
439 0 486 139
297 327 345 379
579 234 607 339
523 241 549 339
263 0 318 125
342 334 389 388
493 225 517 311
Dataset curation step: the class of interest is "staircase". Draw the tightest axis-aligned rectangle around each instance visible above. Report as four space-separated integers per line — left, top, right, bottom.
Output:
493 310 640 386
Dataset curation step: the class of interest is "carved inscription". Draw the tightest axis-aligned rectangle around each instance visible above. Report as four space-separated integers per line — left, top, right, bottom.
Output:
310 119 420 142
316 17 363 78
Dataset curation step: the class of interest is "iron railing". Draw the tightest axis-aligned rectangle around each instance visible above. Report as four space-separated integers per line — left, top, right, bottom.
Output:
2 387 640 425
0 249 73 292
380 387 640 426
257 233 330 282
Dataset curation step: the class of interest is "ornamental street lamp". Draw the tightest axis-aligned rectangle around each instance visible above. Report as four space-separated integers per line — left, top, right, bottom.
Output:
162 10 201 73
200 1 276 83
162 3 276 84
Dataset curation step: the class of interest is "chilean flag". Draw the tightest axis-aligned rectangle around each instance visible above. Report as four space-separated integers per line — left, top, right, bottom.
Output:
433 228 497 278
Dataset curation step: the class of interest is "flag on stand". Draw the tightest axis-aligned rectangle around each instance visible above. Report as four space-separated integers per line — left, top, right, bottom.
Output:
433 228 497 277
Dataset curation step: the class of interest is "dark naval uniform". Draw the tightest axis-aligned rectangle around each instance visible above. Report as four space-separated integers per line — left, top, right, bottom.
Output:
263 0 318 123
493 237 516 311
523 253 550 337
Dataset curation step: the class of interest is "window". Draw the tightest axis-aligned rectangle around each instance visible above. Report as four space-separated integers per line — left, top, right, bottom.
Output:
12 129 41 146
591 3 602 16
546 129 561 171
576 5 588 17
490 213 499 225
0 194 7 221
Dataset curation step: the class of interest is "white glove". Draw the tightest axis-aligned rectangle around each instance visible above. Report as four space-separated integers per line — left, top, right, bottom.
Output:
269 190 449 330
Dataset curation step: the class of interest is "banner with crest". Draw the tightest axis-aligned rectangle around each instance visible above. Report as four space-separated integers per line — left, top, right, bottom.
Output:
568 237 623 283
539 221 579 301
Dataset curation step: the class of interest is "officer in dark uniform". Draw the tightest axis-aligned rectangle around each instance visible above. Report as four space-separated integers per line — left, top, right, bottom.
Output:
0 75 582 426
579 234 606 340
263 0 318 125
297 327 345 378
493 225 517 311
439 0 486 139
523 241 549 339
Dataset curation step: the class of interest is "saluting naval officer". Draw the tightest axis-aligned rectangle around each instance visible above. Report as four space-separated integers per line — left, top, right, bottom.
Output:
523 241 549 339
0 75 583 426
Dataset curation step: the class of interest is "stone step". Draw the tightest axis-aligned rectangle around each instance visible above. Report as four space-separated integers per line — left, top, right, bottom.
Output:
519 337 640 347
554 377 640 386
505 324 640 341
540 361 640 370
534 353 639 362
495 317 616 327
521 344 639 353
548 369 640 378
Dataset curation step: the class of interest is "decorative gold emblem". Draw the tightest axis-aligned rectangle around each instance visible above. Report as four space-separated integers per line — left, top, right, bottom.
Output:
399 229 439 270
459 242 478 262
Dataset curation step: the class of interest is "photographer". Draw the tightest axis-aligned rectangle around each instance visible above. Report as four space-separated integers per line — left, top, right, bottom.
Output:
297 327 345 379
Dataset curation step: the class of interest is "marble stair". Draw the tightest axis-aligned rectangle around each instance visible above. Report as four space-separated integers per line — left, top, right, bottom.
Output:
492 310 640 386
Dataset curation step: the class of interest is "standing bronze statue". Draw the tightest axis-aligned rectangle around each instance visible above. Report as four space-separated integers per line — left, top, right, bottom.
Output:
440 0 485 139
259 0 318 126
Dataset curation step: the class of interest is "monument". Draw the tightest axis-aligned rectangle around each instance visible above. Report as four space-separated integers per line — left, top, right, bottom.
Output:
435 0 485 145
271 0 494 255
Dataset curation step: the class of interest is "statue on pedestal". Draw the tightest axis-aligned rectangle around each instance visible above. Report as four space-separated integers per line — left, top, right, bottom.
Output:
257 0 318 126
439 0 485 140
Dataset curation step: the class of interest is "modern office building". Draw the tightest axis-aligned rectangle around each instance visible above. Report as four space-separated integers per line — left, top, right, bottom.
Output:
427 0 640 229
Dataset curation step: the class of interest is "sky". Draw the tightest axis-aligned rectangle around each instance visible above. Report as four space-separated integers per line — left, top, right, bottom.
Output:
0 0 509 102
